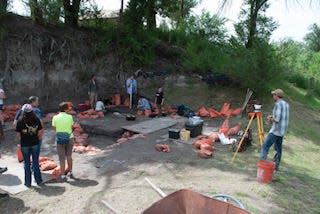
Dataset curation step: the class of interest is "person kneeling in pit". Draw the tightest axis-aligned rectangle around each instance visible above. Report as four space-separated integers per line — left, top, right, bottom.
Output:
137 96 151 112
95 98 106 112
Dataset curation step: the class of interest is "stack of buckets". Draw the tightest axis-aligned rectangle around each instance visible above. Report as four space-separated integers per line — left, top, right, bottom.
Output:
257 160 276 183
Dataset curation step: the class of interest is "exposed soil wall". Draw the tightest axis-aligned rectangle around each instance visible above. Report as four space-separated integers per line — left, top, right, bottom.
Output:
0 14 121 111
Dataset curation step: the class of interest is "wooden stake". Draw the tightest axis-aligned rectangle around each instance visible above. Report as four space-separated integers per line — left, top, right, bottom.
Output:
145 177 167 198
101 200 120 214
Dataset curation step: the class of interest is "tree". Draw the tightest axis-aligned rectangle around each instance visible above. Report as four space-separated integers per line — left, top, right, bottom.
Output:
0 0 8 16
160 0 198 28
123 0 199 31
185 11 228 43
233 0 277 48
38 0 63 24
304 23 320 52
30 0 44 23
63 0 81 27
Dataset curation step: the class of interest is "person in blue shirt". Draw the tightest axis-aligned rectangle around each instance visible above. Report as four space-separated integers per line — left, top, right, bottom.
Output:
259 89 289 171
137 96 151 112
13 96 43 128
126 75 137 108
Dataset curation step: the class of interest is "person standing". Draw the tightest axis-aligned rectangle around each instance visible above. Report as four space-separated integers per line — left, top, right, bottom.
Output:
155 87 164 114
88 74 98 109
0 87 5 139
52 102 74 181
0 87 7 183
16 104 44 187
13 96 43 128
126 75 137 108
28 96 43 119
259 89 289 171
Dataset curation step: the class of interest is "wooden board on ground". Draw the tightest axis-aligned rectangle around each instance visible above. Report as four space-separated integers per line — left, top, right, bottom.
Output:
0 156 52 195
122 117 178 134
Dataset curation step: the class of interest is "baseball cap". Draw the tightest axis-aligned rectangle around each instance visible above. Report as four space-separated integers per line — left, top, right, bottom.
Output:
22 104 33 113
271 89 284 98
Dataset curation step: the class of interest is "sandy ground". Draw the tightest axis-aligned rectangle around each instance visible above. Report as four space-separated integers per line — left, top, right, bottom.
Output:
0 113 284 214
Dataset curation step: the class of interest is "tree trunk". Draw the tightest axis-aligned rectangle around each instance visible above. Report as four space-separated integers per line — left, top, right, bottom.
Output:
120 0 124 19
63 0 81 27
146 0 156 30
245 1 258 48
245 0 268 49
30 0 44 24
0 0 8 15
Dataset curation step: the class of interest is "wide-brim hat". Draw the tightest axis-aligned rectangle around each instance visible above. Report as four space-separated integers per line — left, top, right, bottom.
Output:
271 89 284 98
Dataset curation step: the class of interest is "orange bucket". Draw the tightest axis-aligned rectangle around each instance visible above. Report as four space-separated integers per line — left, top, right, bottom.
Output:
257 160 276 183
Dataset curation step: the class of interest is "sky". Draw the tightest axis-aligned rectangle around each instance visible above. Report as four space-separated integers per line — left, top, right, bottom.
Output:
10 0 320 42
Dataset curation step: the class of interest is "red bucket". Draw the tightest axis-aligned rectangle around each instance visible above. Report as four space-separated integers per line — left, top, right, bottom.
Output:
257 160 276 183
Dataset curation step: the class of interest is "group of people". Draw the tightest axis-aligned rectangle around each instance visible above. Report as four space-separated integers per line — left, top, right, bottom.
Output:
0 92 75 192
89 74 165 114
0 75 289 199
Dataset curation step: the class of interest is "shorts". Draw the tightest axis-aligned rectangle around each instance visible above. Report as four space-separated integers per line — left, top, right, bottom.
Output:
89 93 97 101
57 140 74 161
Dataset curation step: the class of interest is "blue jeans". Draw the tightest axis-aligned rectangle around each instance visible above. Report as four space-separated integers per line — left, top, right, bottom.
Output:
21 144 42 186
259 133 283 170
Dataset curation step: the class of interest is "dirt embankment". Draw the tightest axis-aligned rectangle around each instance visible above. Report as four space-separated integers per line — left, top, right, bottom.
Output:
0 13 120 111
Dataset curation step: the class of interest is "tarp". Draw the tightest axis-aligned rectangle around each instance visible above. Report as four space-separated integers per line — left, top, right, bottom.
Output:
143 189 249 214
196 103 242 119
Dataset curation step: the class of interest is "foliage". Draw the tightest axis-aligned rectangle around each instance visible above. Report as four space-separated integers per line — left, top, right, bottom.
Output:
123 0 199 31
95 24 117 54
185 11 228 43
304 23 320 52
119 26 155 67
79 0 104 28
160 0 198 28
234 0 278 47
38 0 63 24
276 38 320 96
182 39 229 73
0 0 9 16
122 0 146 31
228 39 285 96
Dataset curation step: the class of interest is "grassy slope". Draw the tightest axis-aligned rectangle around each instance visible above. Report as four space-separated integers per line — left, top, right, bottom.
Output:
155 77 320 214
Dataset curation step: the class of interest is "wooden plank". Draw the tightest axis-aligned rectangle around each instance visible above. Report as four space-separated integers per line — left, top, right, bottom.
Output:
122 117 177 134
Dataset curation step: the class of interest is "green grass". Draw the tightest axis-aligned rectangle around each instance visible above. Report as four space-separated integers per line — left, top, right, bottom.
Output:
283 82 320 111
144 78 320 213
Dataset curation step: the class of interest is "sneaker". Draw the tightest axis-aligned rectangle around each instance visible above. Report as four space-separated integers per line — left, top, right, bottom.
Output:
0 167 7 174
60 175 67 182
37 180 44 186
66 171 74 178
24 184 31 188
0 193 8 199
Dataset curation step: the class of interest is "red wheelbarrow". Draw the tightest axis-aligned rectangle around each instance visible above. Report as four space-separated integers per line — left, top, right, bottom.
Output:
142 177 249 214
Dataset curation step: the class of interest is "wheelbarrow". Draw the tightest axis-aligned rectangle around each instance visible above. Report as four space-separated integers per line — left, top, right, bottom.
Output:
143 178 249 214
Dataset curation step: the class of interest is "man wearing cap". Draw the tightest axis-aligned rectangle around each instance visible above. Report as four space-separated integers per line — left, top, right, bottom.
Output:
13 96 43 128
259 89 289 171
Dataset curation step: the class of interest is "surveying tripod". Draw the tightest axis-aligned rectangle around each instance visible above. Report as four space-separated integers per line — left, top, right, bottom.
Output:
231 111 264 163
